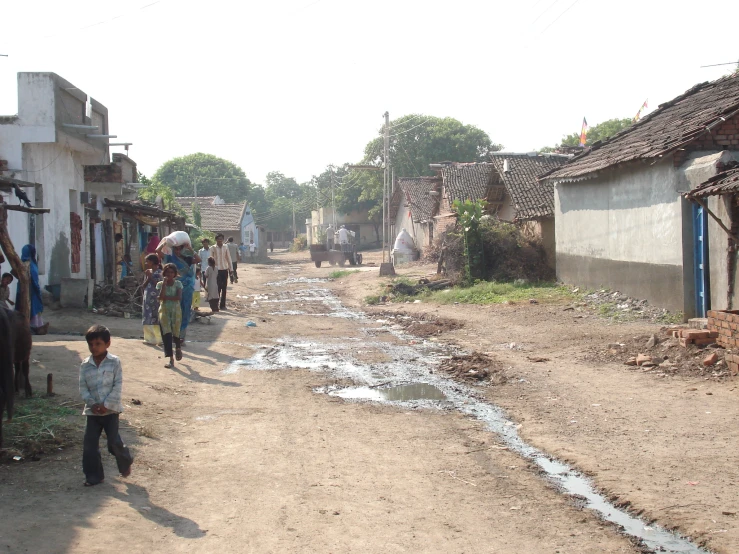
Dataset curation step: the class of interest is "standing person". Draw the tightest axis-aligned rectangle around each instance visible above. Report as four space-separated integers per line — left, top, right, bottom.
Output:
79 324 134 486
156 242 197 346
269 241 274 253
197 238 211 284
204 257 220 312
141 254 162 346
15 244 48 335
227 237 239 284
210 233 232 310
192 267 202 311
326 224 335 250
0 273 15 309
157 263 183 368
249 239 256 261
239 242 247 263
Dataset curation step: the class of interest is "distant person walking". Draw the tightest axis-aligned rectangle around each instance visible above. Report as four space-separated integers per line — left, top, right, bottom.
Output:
141 254 162 346
269 241 274 253
198 238 211 285
227 237 239 284
249 239 256 261
157 263 183 368
210 234 232 310
204 257 220 312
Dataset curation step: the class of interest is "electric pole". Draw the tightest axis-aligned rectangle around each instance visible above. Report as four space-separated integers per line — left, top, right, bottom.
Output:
383 111 390 262
291 193 296 240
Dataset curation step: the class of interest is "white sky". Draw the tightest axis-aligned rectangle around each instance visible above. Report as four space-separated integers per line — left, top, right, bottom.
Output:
1 0 737 185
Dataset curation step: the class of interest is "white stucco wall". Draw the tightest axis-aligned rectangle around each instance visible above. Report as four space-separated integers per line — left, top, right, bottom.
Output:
555 160 685 265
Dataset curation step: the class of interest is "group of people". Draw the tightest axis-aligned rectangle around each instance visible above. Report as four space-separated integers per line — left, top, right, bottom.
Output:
140 232 249 368
0 244 48 335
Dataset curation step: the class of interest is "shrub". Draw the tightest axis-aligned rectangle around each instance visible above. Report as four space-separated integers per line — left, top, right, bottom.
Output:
290 234 308 252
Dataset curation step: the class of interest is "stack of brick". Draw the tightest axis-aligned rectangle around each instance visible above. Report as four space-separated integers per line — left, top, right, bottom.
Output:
707 310 739 347
725 353 739 375
670 328 718 347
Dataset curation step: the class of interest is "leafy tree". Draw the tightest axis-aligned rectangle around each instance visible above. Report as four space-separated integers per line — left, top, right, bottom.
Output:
137 172 177 211
553 118 633 149
363 114 502 178
151 153 252 203
257 171 315 235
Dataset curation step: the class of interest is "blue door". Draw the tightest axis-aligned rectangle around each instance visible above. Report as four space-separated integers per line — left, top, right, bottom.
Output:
693 203 710 317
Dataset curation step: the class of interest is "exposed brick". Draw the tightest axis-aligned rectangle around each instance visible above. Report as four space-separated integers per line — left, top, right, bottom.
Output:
679 338 692 348
694 337 717 346
704 352 719 366
717 312 728 321
708 331 719 338
707 310 718 319
683 330 711 338
729 361 739 375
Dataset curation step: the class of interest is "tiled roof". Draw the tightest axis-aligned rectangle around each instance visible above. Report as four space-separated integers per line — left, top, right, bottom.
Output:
439 163 495 203
489 153 569 220
543 74 739 181
180 201 246 231
175 196 218 209
685 163 739 199
395 177 440 222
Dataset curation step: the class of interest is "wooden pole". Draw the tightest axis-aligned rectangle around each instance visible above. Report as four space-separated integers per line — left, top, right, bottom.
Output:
0 203 30 322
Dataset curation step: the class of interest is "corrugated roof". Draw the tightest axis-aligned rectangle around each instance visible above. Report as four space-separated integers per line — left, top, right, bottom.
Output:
440 163 495 203
543 74 739 181
685 165 739 199
489 153 569 220
395 177 440 222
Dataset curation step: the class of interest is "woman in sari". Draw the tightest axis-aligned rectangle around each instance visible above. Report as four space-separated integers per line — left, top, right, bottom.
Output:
15 244 48 335
156 242 198 346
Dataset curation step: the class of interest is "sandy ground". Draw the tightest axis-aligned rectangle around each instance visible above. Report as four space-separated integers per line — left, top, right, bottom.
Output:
0 250 732 553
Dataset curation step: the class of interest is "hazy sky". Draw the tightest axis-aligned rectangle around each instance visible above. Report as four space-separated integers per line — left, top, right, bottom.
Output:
1 0 737 185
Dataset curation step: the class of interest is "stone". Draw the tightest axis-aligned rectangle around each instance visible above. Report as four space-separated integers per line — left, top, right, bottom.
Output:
646 334 659 348
703 353 719 367
636 354 652 366
624 357 638 366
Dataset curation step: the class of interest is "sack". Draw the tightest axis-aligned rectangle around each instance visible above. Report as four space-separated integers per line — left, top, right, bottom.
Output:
157 231 192 255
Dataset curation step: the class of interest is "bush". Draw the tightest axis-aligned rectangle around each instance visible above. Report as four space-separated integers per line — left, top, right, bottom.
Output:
433 218 554 283
290 234 308 252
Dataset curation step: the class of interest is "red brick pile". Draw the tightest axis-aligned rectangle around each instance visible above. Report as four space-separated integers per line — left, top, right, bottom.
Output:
670 328 718 347
707 310 739 347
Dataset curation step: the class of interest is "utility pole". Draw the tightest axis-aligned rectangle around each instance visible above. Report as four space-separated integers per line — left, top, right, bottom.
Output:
383 111 390 262
329 166 336 230
291 192 296 240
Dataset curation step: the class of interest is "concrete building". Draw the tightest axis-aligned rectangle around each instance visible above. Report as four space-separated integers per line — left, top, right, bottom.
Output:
541 74 739 318
0 72 144 302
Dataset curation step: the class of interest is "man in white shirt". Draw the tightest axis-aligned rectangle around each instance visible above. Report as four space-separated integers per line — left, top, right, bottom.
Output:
197 239 211 285
227 237 240 284
210 234 232 309
249 240 256 261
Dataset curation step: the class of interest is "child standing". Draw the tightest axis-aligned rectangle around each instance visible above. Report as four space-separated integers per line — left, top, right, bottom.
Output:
141 254 162 345
204 256 220 312
192 267 202 311
79 324 133 487
0 273 15 309
157 263 183 367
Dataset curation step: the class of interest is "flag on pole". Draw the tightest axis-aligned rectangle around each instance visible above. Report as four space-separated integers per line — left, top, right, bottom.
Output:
579 117 588 147
633 99 648 122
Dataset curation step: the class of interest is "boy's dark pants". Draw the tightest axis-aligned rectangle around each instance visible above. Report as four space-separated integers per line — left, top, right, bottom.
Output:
217 269 229 308
83 413 133 484
160 332 181 358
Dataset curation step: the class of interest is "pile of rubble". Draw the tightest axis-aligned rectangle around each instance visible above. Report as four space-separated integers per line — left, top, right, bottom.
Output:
577 289 675 323
439 352 507 384
92 277 142 318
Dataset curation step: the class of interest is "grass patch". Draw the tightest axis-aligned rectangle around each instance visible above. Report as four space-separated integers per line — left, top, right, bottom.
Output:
365 295 382 305
4 397 79 457
427 281 574 305
329 269 360 279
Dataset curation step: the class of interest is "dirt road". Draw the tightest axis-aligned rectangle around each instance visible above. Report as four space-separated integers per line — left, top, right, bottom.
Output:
0 251 732 553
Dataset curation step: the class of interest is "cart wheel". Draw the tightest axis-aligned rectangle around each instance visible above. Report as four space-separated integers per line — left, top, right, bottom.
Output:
315 261 321 268
338 258 346 267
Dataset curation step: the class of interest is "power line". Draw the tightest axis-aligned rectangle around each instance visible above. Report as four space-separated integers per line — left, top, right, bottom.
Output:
540 0 581 35
532 0 561 24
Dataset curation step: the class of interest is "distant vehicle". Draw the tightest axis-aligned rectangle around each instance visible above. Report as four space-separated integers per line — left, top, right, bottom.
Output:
310 228 362 268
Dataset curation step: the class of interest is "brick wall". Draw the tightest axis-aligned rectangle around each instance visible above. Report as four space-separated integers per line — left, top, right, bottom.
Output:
707 309 739 347
673 113 739 166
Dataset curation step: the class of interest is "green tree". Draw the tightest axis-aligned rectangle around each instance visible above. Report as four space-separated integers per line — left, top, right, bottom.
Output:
556 118 633 148
152 153 252 203
257 171 315 235
137 172 177 210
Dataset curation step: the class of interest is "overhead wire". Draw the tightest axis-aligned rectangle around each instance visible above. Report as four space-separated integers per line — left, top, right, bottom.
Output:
539 0 581 34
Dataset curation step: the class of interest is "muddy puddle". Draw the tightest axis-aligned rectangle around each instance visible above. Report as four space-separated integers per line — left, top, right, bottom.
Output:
231 277 708 553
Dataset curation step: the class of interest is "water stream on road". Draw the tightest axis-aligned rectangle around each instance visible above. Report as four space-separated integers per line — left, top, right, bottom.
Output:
227 277 710 554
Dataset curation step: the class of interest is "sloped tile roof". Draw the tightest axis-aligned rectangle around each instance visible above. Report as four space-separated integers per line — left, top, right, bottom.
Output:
440 163 495 202
685 163 739 198
395 177 440 222
489 153 569 219
179 201 246 232
543 74 739 181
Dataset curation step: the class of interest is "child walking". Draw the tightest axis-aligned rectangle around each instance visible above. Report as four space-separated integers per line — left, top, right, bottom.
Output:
204 256 220 312
192 267 202 311
141 254 162 345
157 263 183 367
80 324 133 486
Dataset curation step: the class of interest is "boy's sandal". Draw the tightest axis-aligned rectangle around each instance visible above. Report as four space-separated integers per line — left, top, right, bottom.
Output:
164 362 174 368
83 479 103 487
175 347 183 361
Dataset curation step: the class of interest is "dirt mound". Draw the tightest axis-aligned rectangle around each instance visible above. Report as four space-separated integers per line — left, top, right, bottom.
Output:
373 311 463 337
440 352 507 384
581 330 732 381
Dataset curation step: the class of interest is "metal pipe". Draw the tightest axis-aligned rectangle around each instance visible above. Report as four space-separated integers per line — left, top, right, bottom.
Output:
86 134 117 138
